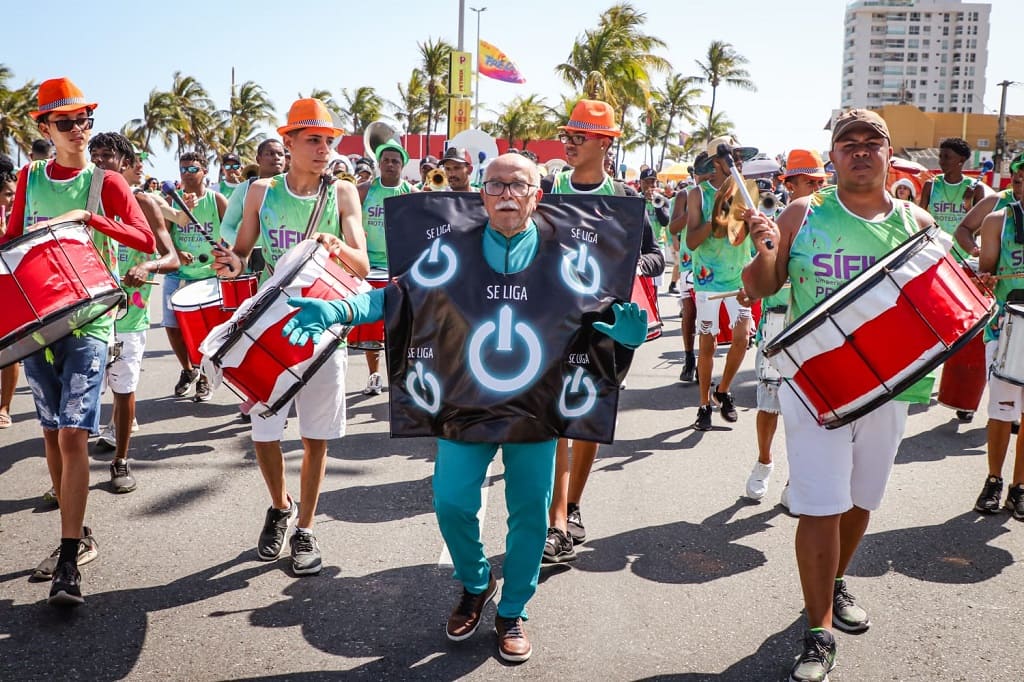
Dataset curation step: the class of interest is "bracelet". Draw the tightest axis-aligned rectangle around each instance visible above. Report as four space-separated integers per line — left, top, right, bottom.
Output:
85 210 93 224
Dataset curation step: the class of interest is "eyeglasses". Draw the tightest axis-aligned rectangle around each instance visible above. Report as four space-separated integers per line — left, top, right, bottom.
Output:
558 132 604 146
179 166 202 174
482 180 536 197
51 117 94 133
223 163 241 170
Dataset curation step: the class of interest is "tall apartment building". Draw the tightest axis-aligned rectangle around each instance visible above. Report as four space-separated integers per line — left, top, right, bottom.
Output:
841 0 990 114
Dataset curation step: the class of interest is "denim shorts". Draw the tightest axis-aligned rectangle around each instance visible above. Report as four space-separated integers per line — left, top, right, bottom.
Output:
161 274 188 328
22 334 107 432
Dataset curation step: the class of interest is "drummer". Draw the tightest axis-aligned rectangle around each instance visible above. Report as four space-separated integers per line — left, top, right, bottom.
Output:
742 149 828 505
743 109 936 681
356 139 417 396
973 200 1024 520
214 98 369 577
1 77 156 606
953 153 1024 257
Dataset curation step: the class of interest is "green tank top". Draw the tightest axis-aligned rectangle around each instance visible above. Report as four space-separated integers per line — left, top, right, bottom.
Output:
670 195 693 274
171 190 221 280
115 239 156 334
362 178 414 269
258 173 340 279
551 170 616 196
24 161 117 343
984 208 1024 342
645 201 666 246
994 187 1016 212
219 180 239 199
691 181 750 292
927 174 975 235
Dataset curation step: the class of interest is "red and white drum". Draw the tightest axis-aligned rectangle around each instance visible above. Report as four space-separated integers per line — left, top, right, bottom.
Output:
170 278 232 367
0 221 122 368
347 267 389 351
199 240 369 416
991 303 1024 386
756 306 788 383
219 274 259 311
765 226 994 429
630 275 663 341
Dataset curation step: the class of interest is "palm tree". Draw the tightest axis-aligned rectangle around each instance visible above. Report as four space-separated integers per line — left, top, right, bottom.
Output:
691 108 736 145
482 95 556 149
653 73 703 168
694 40 756 131
339 86 384 136
123 88 177 156
213 80 276 160
0 65 38 158
392 70 428 135
417 37 453 154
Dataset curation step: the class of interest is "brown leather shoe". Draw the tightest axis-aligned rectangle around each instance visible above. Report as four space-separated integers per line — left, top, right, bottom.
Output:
446 574 497 641
494 615 532 662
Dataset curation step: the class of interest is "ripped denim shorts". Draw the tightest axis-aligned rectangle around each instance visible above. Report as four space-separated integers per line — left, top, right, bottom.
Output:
22 334 107 432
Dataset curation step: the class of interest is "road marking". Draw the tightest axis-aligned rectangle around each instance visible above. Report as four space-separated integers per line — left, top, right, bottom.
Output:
438 461 493 568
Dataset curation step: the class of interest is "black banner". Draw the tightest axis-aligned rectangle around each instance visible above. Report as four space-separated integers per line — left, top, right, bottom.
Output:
382 192 644 443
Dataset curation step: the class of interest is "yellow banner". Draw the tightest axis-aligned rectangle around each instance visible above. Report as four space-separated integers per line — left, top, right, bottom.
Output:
448 97 471 138
449 51 473 97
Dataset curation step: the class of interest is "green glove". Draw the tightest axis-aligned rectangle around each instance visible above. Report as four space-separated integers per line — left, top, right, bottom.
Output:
282 297 346 346
592 302 648 349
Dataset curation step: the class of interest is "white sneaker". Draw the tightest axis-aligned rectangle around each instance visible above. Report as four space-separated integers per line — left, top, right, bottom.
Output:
780 483 791 511
97 422 117 450
131 418 140 433
362 372 383 395
745 461 774 501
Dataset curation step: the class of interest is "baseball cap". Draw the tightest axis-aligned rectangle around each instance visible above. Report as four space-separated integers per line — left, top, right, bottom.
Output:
1009 153 1024 174
420 155 439 169
639 168 657 181
441 147 471 165
831 109 890 145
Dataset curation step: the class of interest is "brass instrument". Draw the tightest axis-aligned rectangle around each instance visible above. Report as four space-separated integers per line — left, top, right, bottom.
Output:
651 192 668 210
426 167 448 192
758 191 779 215
363 120 401 169
711 175 760 245
241 163 259 180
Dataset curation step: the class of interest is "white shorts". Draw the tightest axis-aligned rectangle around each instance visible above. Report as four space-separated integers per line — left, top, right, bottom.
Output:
251 348 349 442
779 383 908 516
756 346 781 414
679 271 694 294
695 290 751 337
106 331 147 394
986 340 1024 421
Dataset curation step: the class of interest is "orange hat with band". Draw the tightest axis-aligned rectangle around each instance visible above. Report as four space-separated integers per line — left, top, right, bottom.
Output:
31 77 98 120
780 149 828 179
559 99 622 138
277 98 344 137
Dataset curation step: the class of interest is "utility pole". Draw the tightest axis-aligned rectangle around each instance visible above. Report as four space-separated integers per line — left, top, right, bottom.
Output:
470 6 487 127
457 0 465 50
992 79 1014 187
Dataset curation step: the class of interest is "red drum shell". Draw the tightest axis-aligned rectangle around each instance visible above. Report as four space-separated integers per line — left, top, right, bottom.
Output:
219 275 259 311
170 279 231 367
348 268 389 351
630 276 663 341
937 331 986 412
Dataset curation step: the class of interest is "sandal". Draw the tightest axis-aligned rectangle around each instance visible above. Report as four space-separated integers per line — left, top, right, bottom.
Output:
0 412 10 429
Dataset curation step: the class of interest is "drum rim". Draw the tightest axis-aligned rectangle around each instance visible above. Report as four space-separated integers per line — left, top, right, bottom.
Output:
0 288 124 366
765 226 942 357
169 277 222 308
0 220 90 250
993 305 1024 387
804 309 994 429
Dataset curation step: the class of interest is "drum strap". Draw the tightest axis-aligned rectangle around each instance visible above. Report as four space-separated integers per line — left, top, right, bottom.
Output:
86 168 105 216
1010 201 1024 245
302 175 336 241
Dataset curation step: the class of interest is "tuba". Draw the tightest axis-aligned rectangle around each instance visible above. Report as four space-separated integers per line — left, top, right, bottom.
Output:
426 167 448 192
363 120 401 165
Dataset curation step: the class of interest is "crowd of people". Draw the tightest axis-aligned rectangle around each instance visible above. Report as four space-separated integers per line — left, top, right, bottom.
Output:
1 75 1023 682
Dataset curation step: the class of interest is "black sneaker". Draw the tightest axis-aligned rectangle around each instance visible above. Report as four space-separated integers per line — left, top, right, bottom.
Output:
110 458 137 493
679 354 696 383
832 578 870 633
174 368 200 397
289 529 322 575
667 282 679 295
1005 484 1024 521
542 527 577 564
257 498 298 560
193 375 212 402
789 629 836 682
566 503 586 544
955 410 974 422
974 475 1004 514
32 527 98 581
694 404 712 431
48 561 84 607
713 386 738 422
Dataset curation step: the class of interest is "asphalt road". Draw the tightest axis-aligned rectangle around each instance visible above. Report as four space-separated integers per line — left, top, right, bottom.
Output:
1 285 1022 681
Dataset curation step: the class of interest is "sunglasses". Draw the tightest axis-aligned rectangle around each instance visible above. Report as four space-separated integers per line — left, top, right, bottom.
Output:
482 180 536 197
179 166 202 174
558 132 604 146
223 163 241 170
51 117 95 133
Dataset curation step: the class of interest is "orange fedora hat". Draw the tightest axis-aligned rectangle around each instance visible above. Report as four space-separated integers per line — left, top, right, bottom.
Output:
780 149 828 179
277 98 344 137
559 99 621 138
30 77 98 120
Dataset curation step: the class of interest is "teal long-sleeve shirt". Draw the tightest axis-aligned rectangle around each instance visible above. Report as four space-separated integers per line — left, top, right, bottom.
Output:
333 220 540 326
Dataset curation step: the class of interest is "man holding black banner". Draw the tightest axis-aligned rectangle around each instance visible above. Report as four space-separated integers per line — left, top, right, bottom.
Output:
280 152 647 663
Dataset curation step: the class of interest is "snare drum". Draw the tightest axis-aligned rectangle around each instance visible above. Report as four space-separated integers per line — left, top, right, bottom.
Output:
200 240 369 416
0 221 123 368
630 275 663 341
220 274 259 311
170 278 232 367
765 226 994 429
347 267 389 351
992 303 1024 386
756 306 788 383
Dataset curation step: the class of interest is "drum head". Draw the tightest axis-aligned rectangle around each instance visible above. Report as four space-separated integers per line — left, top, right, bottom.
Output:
169 278 222 310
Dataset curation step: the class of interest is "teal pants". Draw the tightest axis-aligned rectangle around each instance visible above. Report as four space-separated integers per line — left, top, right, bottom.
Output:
433 438 557 619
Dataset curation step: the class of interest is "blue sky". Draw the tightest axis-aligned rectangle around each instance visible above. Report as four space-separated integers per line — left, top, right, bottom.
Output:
4 0 1021 179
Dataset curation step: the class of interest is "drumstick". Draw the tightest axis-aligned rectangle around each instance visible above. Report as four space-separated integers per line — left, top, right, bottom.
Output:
990 272 1024 281
707 289 741 301
160 181 237 275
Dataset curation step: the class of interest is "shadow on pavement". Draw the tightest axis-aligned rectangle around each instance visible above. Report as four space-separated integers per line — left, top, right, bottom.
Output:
895 417 987 464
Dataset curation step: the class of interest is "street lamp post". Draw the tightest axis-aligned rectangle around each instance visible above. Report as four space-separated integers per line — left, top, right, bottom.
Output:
470 6 487 127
